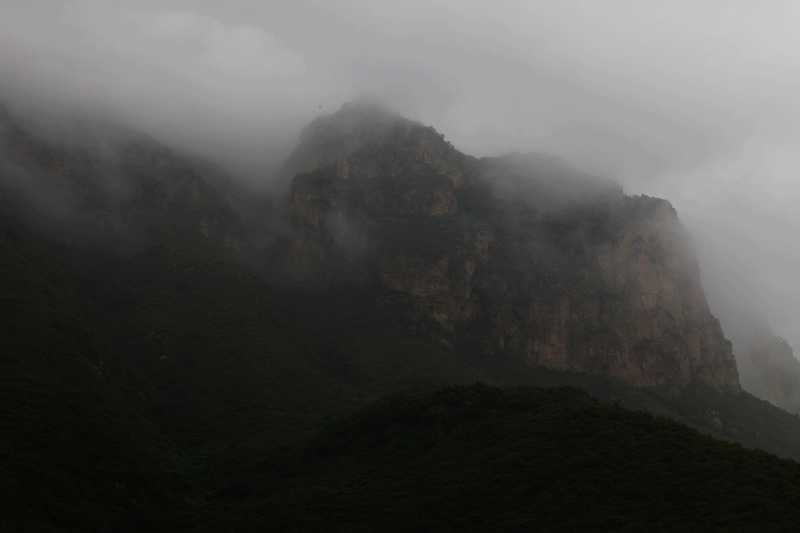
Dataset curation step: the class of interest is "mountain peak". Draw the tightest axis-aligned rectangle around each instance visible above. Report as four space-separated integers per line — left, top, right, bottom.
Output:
280 100 452 183
311 99 413 131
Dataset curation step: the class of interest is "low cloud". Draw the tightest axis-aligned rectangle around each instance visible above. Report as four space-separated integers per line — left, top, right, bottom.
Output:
2 0 800 346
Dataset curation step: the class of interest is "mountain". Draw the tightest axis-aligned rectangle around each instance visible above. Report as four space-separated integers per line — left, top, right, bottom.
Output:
701 282 800 413
0 104 243 249
282 102 739 388
738 329 800 414
4 99 800 531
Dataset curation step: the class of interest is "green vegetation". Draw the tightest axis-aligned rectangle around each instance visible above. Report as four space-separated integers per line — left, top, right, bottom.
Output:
207 385 800 532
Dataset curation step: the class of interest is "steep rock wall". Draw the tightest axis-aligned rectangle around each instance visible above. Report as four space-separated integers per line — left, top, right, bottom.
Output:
283 104 739 389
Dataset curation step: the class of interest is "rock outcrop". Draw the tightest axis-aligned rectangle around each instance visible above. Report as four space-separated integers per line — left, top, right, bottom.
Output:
737 330 800 413
283 102 740 389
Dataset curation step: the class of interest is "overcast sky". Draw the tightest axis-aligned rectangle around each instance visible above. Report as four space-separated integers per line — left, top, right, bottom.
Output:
2 0 800 346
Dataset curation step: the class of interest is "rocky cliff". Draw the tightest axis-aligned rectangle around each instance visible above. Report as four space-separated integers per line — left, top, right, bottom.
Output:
283 103 739 389
737 329 800 413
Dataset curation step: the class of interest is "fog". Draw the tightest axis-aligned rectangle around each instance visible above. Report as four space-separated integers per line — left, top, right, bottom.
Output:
2 1 800 347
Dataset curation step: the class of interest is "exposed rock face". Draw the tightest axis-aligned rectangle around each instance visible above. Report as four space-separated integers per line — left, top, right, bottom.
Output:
284 103 740 389
737 330 800 413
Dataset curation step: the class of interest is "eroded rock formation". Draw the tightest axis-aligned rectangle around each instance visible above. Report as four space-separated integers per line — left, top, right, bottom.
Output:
283 102 739 388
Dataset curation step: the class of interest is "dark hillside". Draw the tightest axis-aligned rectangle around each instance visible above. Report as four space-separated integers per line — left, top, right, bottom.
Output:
209 385 800 533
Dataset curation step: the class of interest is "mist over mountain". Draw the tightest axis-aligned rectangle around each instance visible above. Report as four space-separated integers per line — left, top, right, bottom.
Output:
3 90 800 530
4 1 800 352
4 2 800 531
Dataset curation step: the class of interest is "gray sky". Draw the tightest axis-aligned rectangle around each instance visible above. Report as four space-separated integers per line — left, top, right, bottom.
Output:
2 0 800 346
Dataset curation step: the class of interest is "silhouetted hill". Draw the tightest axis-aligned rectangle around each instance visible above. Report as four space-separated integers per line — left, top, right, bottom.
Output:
206 384 800 532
